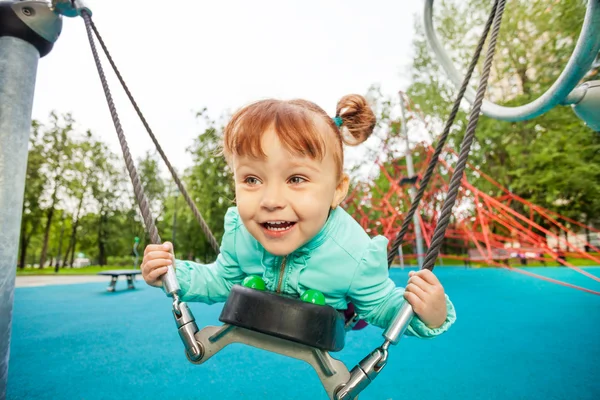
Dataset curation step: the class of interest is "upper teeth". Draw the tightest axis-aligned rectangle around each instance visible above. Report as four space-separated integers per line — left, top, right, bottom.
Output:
267 221 287 225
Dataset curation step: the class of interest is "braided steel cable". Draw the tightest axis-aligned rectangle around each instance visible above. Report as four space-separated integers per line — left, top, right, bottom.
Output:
421 0 507 270
81 11 162 246
387 0 500 267
87 18 221 254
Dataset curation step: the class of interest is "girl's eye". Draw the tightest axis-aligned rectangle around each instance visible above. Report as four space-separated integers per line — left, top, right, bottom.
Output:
289 176 306 185
244 176 261 185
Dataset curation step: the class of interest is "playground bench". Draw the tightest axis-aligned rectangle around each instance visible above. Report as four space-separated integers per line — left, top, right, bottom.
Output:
97 270 142 292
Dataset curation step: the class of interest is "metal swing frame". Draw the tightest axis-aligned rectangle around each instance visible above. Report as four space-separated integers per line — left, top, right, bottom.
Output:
2 0 598 399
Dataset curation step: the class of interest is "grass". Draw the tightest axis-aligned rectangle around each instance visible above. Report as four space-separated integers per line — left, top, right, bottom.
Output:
397 257 600 269
16 252 600 276
15 265 138 276
470 254 600 268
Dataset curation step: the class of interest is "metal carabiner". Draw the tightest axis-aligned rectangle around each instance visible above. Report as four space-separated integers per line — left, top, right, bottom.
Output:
172 295 182 318
375 341 390 370
172 300 203 362
334 345 389 400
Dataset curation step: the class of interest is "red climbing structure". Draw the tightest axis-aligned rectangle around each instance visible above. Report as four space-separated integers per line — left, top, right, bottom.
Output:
342 93 600 295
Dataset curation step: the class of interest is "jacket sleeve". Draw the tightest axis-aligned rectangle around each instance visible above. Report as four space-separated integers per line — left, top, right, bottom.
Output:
346 236 456 338
171 207 247 304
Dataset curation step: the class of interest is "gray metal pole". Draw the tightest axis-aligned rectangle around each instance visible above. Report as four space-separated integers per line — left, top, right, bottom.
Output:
0 35 40 400
0 2 62 398
398 94 425 268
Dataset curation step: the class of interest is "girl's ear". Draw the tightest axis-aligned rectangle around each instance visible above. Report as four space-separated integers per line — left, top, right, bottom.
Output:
331 174 349 209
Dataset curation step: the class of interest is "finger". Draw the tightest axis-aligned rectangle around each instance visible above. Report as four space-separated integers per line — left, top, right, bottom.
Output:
162 241 173 253
143 259 173 274
405 282 427 301
144 251 175 262
144 244 163 256
403 291 425 313
412 269 441 286
408 275 432 293
147 266 169 282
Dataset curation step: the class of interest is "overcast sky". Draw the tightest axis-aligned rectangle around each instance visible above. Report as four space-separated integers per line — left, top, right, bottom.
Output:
31 0 424 173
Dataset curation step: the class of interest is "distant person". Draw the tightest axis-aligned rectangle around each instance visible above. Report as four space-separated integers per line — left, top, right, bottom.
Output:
556 248 566 262
539 252 546 266
519 253 527 266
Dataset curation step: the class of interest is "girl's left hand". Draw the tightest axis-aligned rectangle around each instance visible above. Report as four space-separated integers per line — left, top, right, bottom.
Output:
403 269 447 329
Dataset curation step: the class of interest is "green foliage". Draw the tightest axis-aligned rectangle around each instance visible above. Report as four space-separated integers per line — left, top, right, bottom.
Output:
160 109 234 261
404 0 600 231
18 0 598 272
18 107 236 270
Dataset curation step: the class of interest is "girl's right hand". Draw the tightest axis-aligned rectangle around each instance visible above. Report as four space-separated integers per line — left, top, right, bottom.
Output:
141 241 176 288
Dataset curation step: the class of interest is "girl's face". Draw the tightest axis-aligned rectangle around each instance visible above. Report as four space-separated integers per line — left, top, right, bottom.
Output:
233 124 349 256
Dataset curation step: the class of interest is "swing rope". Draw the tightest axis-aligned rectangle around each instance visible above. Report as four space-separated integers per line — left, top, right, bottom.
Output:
83 0 506 273
387 0 506 269
81 11 162 248
82 12 198 352
76 2 512 398
421 0 506 270
82 12 221 255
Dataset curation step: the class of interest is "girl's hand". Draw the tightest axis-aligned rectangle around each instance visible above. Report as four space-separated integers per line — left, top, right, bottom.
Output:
141 241 175 288
403 269 447 329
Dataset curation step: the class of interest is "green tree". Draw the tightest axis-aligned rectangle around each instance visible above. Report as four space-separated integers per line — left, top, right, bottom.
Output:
35 112 76 268
18 122 46 268
20 113 152 267
137 150 167 237
89 142 126 266
173 109 234 261
405 0 599 232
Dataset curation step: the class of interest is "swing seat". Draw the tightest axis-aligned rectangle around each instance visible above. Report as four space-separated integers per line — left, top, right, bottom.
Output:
188 285 354 398
219 285 346 352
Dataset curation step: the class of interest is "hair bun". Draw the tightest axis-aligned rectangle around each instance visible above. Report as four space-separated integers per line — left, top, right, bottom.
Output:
335 94 376 146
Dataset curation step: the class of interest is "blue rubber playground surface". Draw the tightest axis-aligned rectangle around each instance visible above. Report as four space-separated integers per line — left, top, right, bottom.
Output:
7 267 600 399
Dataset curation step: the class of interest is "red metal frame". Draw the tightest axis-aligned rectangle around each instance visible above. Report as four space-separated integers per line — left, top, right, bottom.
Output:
342 95 600 295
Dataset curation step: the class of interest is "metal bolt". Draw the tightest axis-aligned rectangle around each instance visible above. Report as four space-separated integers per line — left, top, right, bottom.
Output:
22 7 35 16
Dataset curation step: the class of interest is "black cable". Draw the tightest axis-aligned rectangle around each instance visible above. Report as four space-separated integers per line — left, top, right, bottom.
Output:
81 10 162 246
421 0 507 270
387 0 500 267
87 17 221 254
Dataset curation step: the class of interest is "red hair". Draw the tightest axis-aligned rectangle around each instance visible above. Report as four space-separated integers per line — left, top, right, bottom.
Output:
222 95 376 181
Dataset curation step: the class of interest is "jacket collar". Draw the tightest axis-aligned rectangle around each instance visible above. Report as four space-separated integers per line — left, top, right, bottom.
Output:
295 206 341 253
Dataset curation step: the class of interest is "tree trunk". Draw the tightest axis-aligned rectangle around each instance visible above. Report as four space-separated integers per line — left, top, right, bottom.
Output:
62 240 72 268
98 244 106 266
20 218 41 269
585 221 591 252
98 212 108 266
39 207 55 268
19 232 29 270
64 222 79 268
54 215 66 273
69 237 77 268
18 211 30 269
64 195 84 267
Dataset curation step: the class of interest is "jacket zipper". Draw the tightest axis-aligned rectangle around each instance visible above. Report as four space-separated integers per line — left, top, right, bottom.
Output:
276 256 287 293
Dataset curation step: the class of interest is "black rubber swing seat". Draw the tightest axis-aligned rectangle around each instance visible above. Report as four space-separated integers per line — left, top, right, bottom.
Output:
219 285 346 352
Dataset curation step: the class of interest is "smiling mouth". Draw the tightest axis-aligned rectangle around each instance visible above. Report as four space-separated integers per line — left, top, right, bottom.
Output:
261 221 297 231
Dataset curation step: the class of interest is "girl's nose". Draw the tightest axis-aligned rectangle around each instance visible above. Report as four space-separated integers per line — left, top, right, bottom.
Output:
260 185 286 211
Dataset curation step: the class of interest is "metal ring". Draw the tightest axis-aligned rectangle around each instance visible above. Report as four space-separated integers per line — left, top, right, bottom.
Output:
172 297 182 317
423 0 600 121
375 347 388 371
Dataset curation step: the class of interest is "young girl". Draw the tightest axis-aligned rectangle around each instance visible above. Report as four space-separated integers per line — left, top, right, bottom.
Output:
141 94 456 336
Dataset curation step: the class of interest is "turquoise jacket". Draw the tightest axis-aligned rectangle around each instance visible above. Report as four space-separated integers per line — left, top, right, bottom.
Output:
174 206 456 338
